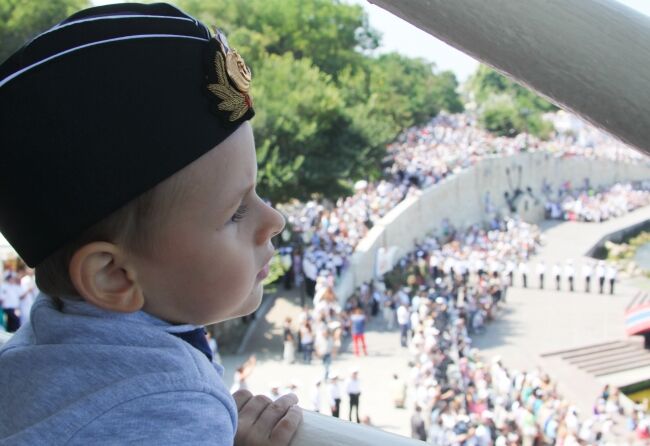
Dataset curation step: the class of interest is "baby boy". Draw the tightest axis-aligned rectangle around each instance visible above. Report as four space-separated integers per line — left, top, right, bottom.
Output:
0 3 301 445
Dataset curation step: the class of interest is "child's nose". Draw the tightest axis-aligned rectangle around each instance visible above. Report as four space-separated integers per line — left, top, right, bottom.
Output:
256 205 285 245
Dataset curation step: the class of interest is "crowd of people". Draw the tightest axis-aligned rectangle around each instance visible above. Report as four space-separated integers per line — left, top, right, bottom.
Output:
494 254 619 295
278 111 648 289
410 350 640 445
2 105 649 441
266 210 649 444
380 221 643 444
544 181 650 223
402 279 630 445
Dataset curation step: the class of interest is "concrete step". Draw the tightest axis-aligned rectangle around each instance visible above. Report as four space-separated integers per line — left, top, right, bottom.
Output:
541 340 626 358
568 347 646 367
587 357 650 376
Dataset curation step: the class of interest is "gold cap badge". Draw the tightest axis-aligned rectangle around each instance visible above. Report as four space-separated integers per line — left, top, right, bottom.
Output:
206 29 253 122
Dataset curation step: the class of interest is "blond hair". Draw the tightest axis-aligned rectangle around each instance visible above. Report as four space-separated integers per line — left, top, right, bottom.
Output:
35 175 183 298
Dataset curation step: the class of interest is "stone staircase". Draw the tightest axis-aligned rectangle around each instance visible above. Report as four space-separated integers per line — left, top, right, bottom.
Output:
542 339 650 377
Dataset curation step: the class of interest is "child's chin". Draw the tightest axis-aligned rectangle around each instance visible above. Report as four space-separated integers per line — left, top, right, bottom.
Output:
240 285 264 316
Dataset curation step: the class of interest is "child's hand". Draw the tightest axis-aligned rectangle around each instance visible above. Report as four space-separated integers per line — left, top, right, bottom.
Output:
233 390 302 446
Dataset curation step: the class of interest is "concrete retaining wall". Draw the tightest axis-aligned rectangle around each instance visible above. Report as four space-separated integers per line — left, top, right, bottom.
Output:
336 153 650 300
585 220 650 259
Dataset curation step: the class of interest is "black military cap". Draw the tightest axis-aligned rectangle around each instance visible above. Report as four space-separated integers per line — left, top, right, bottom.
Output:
0 3 254 266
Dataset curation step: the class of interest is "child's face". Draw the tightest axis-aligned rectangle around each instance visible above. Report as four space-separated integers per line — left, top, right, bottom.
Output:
133 122 285 325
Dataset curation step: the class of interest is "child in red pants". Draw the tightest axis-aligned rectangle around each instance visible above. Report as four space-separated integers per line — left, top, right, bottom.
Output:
350 308 367 356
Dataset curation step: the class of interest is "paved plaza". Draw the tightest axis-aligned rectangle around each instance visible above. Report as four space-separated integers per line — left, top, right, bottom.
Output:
221 206 650 437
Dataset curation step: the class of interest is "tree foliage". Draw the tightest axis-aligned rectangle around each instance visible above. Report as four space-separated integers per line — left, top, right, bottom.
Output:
178 0 463 202
0 0 89 63
1 0 463 203
468 65 555 140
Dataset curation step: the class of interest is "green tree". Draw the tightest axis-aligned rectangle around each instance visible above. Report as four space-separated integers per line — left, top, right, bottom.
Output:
178 0 379 77
177 0 462 200
0 0 89 63
254 53 365 201
339 55 463 178
478 94 522 137
479 94 553 139
468 65 556 139
468 64 556 112
367 54 462 126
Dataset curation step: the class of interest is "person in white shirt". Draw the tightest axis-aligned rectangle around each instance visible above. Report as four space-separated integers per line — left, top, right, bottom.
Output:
311 379 322 413
382 291 395 330
1 273 23 332
302 254 318 298
283 332 296 364
410 310 420 338
19 270 37 326
429 254 440 279
315 328 334 379
552 263 562 291
397 303 410 347
327 375 342 417
505 260 515 286
596 261 606 294
536 261 546 290
582 261 593 293
518 262 529 288
606 264 617 295
346 370 361 423
390 373 406 408
564 260 575 292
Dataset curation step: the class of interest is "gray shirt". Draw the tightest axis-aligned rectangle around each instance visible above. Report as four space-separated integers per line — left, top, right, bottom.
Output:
0 294 236 445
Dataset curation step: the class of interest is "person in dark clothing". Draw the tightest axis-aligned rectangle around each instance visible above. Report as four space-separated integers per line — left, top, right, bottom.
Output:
346 370 361 423
410 406 427 441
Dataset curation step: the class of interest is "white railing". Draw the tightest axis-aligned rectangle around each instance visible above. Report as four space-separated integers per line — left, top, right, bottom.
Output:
293 411 425 445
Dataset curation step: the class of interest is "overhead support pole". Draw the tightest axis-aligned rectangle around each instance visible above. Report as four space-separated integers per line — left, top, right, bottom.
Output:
368 0 650 157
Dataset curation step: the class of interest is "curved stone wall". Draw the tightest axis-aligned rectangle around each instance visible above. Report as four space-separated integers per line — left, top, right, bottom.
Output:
336 153 650 300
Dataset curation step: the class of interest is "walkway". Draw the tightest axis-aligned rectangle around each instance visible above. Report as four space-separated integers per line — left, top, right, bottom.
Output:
221 293 414 435
221 206 650 436
473 205 650 415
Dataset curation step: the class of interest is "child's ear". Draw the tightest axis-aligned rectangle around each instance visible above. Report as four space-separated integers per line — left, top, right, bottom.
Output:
69 242 144 313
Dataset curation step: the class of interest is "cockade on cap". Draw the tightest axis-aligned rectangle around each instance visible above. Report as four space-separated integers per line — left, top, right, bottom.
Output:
206 29 253 122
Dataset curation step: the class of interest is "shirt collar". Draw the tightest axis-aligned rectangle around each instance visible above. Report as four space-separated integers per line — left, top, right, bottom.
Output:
59 296 203 333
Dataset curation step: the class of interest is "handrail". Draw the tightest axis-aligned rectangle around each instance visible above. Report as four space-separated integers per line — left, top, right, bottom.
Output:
292 410 425 446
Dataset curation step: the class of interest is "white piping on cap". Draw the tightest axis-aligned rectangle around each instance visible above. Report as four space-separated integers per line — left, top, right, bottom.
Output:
32 14 198 43
0 34 209 89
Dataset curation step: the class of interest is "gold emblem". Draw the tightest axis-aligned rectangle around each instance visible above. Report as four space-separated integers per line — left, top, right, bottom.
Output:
226 50 251 93
206 35 253 122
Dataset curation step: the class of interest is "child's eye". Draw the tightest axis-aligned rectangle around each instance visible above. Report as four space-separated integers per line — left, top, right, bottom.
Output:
230 204 248 223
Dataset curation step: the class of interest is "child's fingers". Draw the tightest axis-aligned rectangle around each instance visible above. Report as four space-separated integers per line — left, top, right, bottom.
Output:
232 389 253 410
269 405 303 445
238 394 273 423
250 394 298 440
235 394 273 443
